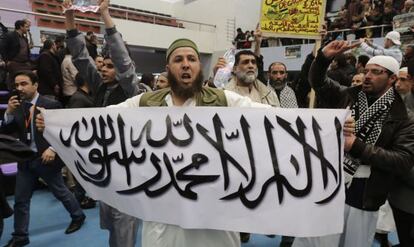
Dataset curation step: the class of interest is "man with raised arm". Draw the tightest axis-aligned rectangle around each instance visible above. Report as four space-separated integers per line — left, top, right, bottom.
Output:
63 0 147 246
39 2 357 245
354 31 403 65
292 40 414 247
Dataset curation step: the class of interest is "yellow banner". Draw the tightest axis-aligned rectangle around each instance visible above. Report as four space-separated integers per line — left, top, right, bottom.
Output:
260 0 325 39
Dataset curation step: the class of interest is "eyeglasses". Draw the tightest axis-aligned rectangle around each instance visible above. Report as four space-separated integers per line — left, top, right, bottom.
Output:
271 70 286 75
364 69 388 75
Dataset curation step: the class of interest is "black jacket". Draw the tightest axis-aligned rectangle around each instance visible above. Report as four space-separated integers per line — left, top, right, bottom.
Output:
3 31 30 62
0 134 35 219
0 95 62 157
309 50 414 211
67 89 94 108
37 51 63 97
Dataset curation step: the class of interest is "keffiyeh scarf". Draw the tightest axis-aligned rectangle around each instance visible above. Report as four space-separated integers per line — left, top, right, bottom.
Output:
279 85 298 108
344 87 395 184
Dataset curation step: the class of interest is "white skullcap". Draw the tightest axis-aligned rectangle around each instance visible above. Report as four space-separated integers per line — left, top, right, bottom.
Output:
385 31 401 46
399 67 408 73
366 56 400 75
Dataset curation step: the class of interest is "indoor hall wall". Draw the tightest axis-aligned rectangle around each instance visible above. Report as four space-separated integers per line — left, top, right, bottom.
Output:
113 19 215 53
129 49 212 78
0 0 36 27
173 0 237 51
111 0 175 16
260 44 314 72
118 19 214 76
173 0 263 51
234 0 262 33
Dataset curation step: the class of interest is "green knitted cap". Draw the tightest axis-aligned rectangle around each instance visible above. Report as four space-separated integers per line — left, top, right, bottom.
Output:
166 38 199 62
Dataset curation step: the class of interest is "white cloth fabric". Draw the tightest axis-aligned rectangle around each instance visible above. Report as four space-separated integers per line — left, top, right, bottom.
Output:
376 201 396 233
112 89 268 247
360 42 403 65
353 165 371 178
142 222 241 247
229 83 262 103
291 234 341 247
100 202 140 247
292 204 378 247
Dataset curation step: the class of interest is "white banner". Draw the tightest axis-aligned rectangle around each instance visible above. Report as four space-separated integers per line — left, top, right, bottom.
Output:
43 107 348 237
64 0 99 13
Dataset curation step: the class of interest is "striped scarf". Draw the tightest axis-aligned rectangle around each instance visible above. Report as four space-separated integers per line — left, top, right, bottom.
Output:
344 87 395 184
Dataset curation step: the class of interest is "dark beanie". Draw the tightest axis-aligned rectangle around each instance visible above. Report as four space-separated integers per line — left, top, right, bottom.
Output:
166 38 199 62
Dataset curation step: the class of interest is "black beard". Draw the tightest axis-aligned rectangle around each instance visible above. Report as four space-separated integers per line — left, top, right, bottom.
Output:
168 71 204 100
269 79 286 91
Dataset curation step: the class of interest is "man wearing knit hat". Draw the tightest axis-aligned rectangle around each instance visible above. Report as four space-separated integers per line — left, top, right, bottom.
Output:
42 10 256 244
292 40 414 247
355 30 403 65
100 37 271 247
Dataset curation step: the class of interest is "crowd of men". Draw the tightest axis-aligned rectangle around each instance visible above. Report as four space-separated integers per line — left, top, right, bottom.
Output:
329 0 412 39
0 0 413 247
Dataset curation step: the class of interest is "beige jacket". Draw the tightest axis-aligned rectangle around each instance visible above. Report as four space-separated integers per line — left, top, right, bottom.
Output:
225 77 280 107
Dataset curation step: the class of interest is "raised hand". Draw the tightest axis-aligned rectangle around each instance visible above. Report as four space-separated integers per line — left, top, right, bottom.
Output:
98 0 110 12
97 0 114 28
322 40 351 59
213 57 227 76
63 0 76 30
62 0 73 11
6 95 20 114
319 24 327 40
254 23 262 43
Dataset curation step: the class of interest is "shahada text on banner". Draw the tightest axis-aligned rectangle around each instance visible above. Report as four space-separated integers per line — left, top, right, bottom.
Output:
260 0 326 39
43 107 348 237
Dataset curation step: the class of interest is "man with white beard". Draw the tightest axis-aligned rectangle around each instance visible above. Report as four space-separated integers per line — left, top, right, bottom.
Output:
223 49 279 243
224 50 280 106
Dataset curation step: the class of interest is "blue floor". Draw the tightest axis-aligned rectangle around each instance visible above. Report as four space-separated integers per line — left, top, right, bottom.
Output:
0 189 399 246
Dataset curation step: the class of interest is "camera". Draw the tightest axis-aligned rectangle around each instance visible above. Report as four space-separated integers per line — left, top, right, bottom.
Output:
10 89 21 102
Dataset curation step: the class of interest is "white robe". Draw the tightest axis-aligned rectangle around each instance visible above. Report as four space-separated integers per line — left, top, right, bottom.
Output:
113 89 269 247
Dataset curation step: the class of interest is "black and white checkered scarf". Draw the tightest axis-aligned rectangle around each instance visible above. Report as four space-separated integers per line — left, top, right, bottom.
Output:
279 85 298 108
344 87 396 184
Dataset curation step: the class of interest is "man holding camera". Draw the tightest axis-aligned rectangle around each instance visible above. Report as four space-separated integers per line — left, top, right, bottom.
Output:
1 70 85 247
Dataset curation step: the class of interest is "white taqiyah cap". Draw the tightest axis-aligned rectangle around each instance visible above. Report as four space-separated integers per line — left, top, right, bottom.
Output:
385 31 401 46
399 67 408 73
366 55 400 75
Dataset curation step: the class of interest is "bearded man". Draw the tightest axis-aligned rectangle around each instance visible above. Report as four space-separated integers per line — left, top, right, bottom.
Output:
224 50 280 107
36 37 269 247
267 62 298 108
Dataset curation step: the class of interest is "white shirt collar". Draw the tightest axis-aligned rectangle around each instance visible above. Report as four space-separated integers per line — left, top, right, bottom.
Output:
165 93 196 107
28 92 39 105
